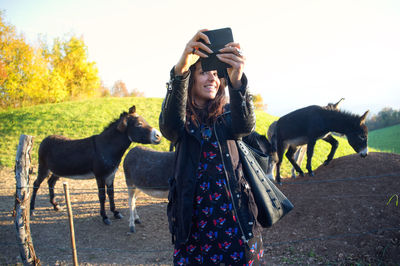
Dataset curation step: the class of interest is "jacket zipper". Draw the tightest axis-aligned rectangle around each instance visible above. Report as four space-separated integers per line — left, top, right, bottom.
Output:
213 119 249 245
163 81 173 111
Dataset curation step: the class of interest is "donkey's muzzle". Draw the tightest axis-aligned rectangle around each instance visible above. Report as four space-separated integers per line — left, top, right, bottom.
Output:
151 129 162 144
359 147 368 158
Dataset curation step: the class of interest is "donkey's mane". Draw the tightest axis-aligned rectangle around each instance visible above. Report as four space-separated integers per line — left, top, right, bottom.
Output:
324 107 360 125
103 111 128 131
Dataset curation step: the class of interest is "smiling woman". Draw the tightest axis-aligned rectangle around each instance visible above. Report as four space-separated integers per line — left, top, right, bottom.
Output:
191 66 221 107
159 29 268 265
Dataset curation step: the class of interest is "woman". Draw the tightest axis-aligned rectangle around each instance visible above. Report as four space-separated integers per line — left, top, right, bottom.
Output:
159 29 264 265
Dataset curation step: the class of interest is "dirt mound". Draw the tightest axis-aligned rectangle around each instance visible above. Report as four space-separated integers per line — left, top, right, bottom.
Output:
268 152 400 264
0 152 399 265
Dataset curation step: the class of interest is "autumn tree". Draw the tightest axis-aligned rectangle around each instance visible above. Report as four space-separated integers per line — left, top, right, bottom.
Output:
252 93 267 111
130 88 145 97
0 11 101 108
0 12 49 107
46 36 100 99
98 81 110 97
111 80 129 97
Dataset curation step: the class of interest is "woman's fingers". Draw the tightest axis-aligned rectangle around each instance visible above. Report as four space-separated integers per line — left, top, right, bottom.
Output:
175 30 213 75
217 53 245 69
194 30 211 45
191 41 213 56
219 43 244 57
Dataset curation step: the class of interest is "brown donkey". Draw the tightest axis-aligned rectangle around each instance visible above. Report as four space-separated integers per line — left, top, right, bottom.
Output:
30 105 162 225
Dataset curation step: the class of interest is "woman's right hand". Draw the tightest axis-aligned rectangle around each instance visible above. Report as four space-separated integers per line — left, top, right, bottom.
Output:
174 29 213 76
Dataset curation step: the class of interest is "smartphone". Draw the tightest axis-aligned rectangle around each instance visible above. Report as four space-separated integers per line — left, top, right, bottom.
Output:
199 27 234 76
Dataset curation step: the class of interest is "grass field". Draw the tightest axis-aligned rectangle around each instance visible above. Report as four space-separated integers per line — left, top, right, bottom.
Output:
368 124 400 154
0 97 391 178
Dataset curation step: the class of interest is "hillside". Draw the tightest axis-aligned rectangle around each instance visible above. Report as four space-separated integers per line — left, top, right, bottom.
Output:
369 124 400 154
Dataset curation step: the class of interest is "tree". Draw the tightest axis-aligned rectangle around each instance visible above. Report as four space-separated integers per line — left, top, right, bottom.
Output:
0 11 49 108
98 81 110 97
252 93 267 111
0 11 101 108
130 88 145 97
366 107 400 130
111 80 129 97
47 36 100 99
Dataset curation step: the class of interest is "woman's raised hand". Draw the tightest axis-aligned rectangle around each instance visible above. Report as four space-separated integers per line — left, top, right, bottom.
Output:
217 42 246 89
174 29 213 76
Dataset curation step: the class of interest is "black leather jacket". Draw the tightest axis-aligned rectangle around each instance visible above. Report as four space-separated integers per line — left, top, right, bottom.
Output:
159 68 259 246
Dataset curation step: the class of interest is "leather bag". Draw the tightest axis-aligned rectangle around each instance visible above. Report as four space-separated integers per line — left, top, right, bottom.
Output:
237 139 294 227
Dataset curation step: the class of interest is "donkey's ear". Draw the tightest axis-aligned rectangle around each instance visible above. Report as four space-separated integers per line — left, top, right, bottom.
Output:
333 98 345 109
117 116 128 132
129 105 136 114
360 110 369 124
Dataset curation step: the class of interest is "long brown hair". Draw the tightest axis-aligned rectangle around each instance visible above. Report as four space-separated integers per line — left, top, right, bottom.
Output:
186 62 227 126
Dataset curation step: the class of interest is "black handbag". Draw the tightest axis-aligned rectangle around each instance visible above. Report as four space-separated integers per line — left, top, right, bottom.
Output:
237 140 294 227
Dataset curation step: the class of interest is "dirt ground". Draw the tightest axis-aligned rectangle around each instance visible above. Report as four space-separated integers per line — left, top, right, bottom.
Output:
1 152 400 265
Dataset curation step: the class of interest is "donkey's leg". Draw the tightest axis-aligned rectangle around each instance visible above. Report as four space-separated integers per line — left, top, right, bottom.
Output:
275 140 286 185
96 178 110 225
48 174 61 211
306 140 317 176
292 146 306 177
128 187 140 232
106 180 123 219
322 134 339 166
133 190 141 224
285 146 304 177
30 164 50 215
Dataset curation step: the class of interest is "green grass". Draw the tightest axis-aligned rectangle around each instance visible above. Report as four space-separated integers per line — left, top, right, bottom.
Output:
0 98 391 178
368 124 400 154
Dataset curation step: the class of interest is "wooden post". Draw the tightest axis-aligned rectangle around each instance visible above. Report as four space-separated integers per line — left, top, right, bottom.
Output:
63 182 79 266
14 134 40 265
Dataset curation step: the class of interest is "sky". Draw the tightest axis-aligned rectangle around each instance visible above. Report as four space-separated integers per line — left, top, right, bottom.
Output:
1 0 399 117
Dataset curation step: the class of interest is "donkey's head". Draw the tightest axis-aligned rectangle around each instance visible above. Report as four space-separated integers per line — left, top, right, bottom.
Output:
346 110 369 158
117 105 162 145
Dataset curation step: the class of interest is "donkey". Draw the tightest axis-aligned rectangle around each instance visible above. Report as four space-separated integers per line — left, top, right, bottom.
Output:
268 98 345 178
123 146 172 232
123 131 276 233
30 105 162 225
271 105 369 184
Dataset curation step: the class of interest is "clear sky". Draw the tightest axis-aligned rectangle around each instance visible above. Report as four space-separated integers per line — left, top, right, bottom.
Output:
2 0 399 117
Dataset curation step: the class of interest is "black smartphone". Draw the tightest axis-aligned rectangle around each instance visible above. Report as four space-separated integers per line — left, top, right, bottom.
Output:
199 27 234 76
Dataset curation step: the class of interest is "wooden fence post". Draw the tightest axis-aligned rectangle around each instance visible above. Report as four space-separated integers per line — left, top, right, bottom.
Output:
14 134 40 265
63 182 79 266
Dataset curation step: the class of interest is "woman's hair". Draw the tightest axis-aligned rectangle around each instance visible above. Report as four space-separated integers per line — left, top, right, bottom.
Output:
186 62 227 126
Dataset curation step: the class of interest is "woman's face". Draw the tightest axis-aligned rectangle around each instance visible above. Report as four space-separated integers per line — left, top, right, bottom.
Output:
192 61 220 107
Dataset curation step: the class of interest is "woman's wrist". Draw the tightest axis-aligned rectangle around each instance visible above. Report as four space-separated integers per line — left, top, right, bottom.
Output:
230 79 242 89
174 63 190 76
228 72 247 91
171 66 190 81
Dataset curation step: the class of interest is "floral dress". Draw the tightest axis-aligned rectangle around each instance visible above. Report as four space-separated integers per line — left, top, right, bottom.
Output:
173 125 264 266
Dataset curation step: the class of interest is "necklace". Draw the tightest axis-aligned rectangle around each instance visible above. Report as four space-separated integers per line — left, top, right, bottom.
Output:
201 125 212 141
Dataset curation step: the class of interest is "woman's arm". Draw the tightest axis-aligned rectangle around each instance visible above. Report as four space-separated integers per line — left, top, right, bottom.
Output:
159 68 189 143
159 30 213 142
218 42 256 138
228 74 256 139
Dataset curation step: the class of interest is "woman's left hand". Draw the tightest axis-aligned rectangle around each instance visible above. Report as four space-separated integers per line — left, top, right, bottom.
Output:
217 42 245 89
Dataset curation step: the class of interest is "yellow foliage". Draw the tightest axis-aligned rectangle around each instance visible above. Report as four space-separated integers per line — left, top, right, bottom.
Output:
0 11 101 109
